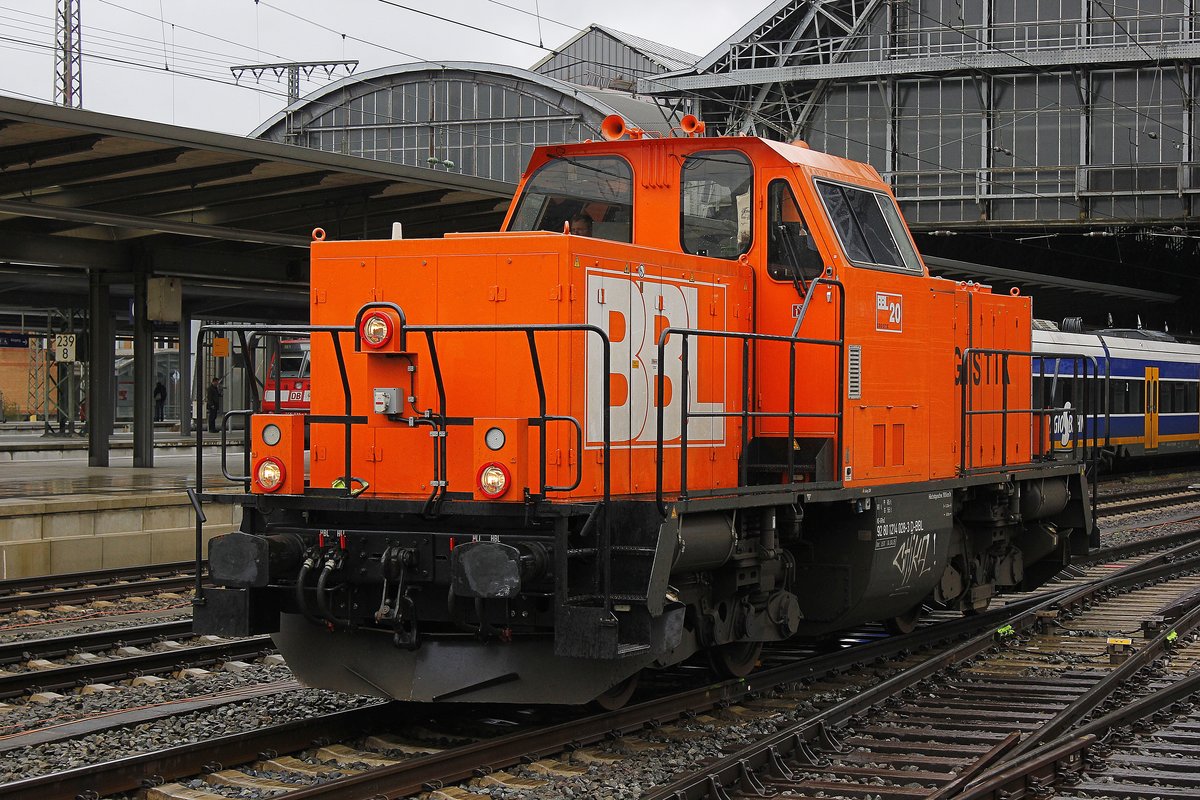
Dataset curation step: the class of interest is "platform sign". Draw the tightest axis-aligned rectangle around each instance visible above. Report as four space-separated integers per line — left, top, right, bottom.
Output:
212 337 231 358
53 334 77 362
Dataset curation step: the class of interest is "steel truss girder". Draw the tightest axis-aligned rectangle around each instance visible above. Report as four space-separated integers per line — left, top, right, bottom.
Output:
667 0 886 139
660 42 1200 92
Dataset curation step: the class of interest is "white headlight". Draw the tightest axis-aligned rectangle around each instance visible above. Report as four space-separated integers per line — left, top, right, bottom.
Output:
262 423 281 446
478 464 509 497
256 459 284 491
361 314 391 347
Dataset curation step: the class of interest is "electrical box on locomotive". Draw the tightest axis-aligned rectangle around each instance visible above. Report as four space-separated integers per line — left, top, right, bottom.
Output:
194 118 1096 706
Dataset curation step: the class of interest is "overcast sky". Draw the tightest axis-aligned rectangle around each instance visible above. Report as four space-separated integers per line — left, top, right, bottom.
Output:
0 1 753 135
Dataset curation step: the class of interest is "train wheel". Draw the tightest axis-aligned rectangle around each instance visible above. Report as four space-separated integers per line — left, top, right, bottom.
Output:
883 604 922 635
707 641 763 679
592 673 639 711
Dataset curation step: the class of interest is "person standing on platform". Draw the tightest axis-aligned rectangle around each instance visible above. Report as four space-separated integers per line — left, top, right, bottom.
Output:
153 381 167 422
206 377 222 433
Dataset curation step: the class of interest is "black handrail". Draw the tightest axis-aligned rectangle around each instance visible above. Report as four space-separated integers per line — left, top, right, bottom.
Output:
959 348 1101 476
354 301 408 352
195 320 611 502
654 325 845 514
392 323 610 506
219 409 252 486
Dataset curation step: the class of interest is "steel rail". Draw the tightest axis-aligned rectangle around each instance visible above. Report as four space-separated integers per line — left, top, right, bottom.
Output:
1101 487 1200 503
0 561 196 597
0 634 273 701
1072 524 1200 569
954 671 1200 800
0 704 399 800
1007 593 1200 758
0 619 194 666
0 575 198 614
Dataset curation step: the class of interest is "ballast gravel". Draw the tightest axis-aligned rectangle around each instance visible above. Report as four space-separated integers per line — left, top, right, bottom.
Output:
0 661 379 784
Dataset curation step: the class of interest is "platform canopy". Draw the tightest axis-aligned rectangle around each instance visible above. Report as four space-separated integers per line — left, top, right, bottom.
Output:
0 96 514 321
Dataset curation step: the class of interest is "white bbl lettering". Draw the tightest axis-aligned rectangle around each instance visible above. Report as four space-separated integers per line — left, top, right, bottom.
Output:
586 272 725 448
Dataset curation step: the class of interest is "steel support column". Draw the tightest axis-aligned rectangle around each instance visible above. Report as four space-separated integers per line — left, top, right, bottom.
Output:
132 271 153 467
178 311 191 436
87 270 112 466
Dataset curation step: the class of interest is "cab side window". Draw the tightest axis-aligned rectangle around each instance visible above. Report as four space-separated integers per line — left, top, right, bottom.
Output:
767 179 824 284
816 179 923 273
681 150 752 259
508 155 633 242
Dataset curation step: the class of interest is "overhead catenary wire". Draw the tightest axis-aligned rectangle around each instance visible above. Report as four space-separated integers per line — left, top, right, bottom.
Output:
0 0 1190 239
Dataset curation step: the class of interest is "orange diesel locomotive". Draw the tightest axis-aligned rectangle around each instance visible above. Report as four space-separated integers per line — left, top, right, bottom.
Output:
195 118 1096 707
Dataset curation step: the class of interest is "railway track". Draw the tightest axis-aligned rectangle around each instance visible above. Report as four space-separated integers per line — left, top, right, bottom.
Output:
0 501 1193 797
0 619 193 667
1097 483 1200 516
0 627 273 703
0 563 201 615
6 533 1198 800
0 561 196 597
643 540 1200 799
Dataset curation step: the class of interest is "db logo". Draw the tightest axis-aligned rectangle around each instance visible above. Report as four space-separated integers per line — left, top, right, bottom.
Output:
876 292 902 332
586 271 725 448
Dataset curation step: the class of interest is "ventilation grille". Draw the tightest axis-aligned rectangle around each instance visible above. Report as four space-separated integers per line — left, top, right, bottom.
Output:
848 345 862 399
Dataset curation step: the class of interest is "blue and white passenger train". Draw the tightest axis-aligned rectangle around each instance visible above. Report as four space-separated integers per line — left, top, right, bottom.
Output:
1033 323 1200 458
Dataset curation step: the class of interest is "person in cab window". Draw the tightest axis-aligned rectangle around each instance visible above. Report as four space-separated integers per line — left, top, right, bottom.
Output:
571 213 593 237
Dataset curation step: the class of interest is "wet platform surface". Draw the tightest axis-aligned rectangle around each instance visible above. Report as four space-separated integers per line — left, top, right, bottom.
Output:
0 454 245 500
0 422 246 501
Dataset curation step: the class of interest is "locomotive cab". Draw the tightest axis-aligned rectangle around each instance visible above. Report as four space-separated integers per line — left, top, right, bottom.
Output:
195 122 1096 706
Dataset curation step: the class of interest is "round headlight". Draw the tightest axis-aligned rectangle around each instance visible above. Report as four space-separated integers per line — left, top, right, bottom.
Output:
360 313 392 348
255 458 285 492
484 426 506 451
477 463 510 498
261 423 282 446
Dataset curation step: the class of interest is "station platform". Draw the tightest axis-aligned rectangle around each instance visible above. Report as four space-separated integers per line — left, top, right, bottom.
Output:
0 421 232 462
0 429 244 580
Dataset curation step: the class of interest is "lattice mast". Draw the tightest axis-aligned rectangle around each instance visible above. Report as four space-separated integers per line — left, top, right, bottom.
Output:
54 0 83 108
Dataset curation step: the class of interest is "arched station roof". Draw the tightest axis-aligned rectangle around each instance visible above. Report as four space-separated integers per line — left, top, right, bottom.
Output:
251 62 677 185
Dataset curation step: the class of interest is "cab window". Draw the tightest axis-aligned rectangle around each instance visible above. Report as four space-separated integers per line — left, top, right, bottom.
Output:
508 155 633 242
767 179 823 284
816 179 922 273
681 150 752 259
